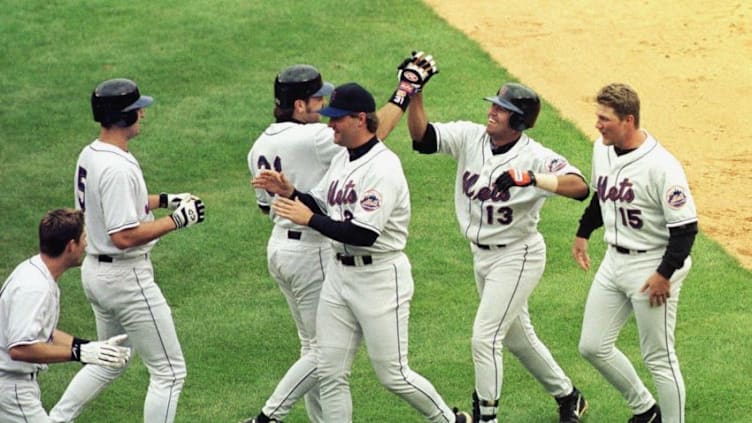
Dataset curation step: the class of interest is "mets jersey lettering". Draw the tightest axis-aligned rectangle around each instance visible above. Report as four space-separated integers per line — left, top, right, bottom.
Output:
311 142 409 255
433 121 584 244
591 132 697 250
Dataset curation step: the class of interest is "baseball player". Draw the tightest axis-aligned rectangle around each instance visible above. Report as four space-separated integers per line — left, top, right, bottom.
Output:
252 81 471 423
572 83 698 423
242 64 336 423
407 81 589 423
1 209 131 423
48 78 206 423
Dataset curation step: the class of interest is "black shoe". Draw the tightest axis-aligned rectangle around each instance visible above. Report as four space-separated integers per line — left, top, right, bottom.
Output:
453 407 473 423
556 387 588 423
239 413 280 423
627 403 662 423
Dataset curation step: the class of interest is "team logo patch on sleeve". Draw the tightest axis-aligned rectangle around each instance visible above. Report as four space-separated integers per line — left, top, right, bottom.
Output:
666 186 688 209
360 189 382 212
545 156 568 173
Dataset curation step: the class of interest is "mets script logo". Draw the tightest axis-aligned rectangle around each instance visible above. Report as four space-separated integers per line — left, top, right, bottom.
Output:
360 189 382 211
597 176 635 203
666 186 688 209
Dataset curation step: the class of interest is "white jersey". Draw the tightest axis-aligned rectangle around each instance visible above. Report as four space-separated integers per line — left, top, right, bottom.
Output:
433 121 584 245
310 141 409 255
248 121 341 232
0 255 59 374
74 139 156 256
591 131 697 250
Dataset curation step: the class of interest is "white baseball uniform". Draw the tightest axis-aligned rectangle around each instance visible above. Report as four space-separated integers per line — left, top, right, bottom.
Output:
247 121 341 422
310 140 459 423
578 131 696 422
0 255 59 423
49 140 186 423
429 121 583 414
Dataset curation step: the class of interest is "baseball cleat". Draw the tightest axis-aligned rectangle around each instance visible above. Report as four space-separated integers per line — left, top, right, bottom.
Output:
453 407 473 423
556 386 588 423
627 403 662 423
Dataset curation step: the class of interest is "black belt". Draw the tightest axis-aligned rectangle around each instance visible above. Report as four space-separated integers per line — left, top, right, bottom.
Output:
476 243 507 250
336 253 373 266
96 254 147 263
287 230 302 240
613 245 647 255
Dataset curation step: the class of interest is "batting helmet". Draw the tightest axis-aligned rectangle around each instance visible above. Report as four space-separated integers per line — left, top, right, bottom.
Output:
274 65 334 109
91 78 153 128
484 82 541 131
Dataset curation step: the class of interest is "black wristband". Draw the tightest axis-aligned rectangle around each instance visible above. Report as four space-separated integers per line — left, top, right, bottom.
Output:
528 170 537 186
389 89 411 111
159 192 169 209
71 337 91 361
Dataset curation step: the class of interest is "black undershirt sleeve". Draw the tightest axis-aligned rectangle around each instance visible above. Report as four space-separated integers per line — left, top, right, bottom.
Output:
291 190 324 214
290 190 378 246
258 204 270 214
308 214 379 246
657 222 698 279
575 194 603 239
412 123 439 154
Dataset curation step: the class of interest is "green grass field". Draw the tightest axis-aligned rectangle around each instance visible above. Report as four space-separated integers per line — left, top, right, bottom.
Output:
2 1 750 421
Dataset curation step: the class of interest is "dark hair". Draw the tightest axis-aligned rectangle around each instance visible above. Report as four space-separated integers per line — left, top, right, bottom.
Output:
596 83 641 127
365 112 379 133
39 209 84 257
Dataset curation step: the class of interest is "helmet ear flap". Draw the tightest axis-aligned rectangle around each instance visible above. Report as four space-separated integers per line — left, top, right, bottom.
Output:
508 112 528 131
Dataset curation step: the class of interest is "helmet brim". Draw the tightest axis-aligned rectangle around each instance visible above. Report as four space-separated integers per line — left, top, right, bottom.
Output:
483 96 523 115
122 95 154 112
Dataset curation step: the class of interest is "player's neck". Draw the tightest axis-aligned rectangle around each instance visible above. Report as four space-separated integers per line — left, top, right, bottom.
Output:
618 128 647 150
40 254 67 282
99 129 131 152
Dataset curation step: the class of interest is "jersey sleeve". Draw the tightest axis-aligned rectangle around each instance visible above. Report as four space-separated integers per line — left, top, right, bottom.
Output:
654 156 698 228
100 165 142 234
432 121 483 160
533 145 585 197
348 155 405 235
4 287 53 349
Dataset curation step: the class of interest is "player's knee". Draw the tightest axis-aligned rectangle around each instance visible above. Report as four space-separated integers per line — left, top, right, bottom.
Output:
371 361 412 391
471 335 498 360
578 337 604 361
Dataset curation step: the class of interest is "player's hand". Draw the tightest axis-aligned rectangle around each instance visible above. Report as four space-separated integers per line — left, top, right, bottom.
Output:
252 170 294 198
271 197 314 226
390 51 439 109
160 192 196 210
171 198 206 229
571 236 591 271
76 339 131 368
640 273 671 307
495 169 536 192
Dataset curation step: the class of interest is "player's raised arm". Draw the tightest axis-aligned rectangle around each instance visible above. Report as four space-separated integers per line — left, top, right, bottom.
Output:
376 51 438 141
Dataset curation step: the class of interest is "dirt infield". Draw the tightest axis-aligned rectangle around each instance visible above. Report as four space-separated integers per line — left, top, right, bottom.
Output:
425 0 752 269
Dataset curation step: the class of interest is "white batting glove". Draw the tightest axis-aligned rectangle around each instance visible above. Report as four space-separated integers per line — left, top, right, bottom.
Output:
171 197 206 229
72 336 131 369
160 192 196 210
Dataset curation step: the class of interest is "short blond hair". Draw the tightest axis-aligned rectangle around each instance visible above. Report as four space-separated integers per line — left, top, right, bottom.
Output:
596 83 640 127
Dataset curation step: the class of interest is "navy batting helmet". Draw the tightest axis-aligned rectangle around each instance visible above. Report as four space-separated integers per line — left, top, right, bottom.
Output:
274 65 333 109
484 82 541 131
91 78 153 128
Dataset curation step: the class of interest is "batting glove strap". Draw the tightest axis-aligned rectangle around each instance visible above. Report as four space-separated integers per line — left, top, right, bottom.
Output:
159 193 169 209
71 337 91 362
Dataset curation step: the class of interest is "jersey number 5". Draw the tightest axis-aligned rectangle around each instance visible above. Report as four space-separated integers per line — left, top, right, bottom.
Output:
76 166 87 211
